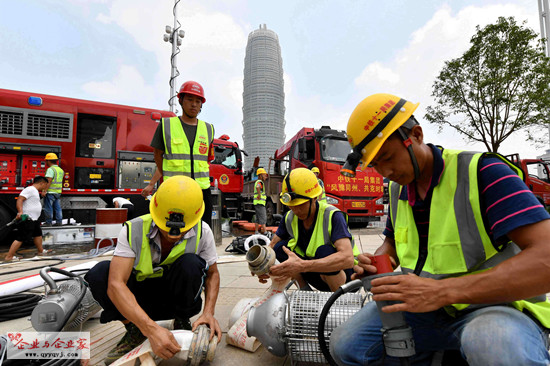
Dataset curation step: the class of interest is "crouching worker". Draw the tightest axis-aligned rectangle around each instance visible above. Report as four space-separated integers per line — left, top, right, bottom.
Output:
257 168 359 291
85 176 221 365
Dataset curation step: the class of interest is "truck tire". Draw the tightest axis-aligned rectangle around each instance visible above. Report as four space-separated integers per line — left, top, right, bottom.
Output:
0 205 14 243
266 201 275 227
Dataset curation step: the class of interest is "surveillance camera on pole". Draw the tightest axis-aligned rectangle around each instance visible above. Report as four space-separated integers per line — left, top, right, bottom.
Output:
163 0 184 113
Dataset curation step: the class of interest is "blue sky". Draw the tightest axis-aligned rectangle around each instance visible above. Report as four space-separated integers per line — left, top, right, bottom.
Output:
1 0 547 161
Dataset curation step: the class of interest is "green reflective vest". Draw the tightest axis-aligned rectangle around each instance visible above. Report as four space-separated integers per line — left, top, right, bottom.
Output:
389 149 550 327
46 165 64 194
318 178 327 202
253 180 266 206
161 117 214 189
284 201 360 261
125 214 202 281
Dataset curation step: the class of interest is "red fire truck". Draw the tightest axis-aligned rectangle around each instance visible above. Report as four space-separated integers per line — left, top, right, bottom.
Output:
242 126 385 226
210 134 245 218
0 89 243 242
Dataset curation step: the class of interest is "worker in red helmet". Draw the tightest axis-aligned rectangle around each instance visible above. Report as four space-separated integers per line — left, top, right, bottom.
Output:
145 81 215 227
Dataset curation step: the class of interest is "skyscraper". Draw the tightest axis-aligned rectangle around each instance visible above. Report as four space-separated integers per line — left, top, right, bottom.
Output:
242 24 286 173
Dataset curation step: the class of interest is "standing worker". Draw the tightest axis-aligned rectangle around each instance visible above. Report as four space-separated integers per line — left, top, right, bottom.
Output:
145 81 215 227
44 153 64 226
330 93 550 365
254 168 268 235
311 166 326 202
256 168 360 291
4 176 50 261
85 176 221 365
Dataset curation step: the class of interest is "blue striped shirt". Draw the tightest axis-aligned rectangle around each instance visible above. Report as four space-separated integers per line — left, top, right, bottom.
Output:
383 145 549 245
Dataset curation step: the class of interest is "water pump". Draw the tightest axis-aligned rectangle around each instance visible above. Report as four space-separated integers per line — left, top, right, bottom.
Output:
31 267 101 332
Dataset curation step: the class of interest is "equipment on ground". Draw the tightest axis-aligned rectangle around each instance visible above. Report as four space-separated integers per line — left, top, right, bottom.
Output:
246 254 416 365
31 267 100 332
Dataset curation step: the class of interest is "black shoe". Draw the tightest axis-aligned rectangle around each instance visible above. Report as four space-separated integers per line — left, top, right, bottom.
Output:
174 317 192 331
104 323 146 365
54 222 63 226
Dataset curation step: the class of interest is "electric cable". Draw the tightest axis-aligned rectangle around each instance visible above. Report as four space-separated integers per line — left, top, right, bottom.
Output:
0 294 41 322
0 259 66 276
318 280 363 366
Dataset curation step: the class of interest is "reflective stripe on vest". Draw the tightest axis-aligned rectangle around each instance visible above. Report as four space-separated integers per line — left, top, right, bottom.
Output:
318 179 327 202
389 149 550 327
126 214 201 281
284 201 360 260
253 180 266 206
47 165 64 194
162 117 214 189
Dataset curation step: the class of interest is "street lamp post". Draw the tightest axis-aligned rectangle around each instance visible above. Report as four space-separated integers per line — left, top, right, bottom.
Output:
538 0 550 150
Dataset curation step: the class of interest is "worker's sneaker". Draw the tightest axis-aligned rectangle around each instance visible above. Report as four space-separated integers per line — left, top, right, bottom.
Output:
174 317 192 331
104 323 146 365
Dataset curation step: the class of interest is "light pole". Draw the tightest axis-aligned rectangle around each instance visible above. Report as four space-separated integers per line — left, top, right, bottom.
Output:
538 0 550 150
163 0 185 113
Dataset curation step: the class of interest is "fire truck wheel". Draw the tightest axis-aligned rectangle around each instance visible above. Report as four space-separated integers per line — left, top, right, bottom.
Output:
266 201 275 227
0 205 14 242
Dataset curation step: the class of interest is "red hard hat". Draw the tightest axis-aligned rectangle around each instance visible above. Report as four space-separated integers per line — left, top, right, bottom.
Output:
177 81 206 103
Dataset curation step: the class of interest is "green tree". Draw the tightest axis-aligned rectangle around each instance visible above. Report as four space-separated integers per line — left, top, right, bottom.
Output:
425 17 550 152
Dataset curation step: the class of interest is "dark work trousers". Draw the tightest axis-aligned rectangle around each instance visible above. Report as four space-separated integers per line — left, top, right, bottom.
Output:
202 188 212 227
273 241 354 292
84 253 208 323
121 204 135 220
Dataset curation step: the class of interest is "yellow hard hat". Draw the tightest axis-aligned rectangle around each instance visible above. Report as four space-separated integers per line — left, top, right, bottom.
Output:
311 167 320 174
149 176 205 234
346 93 419 169
45 153 58 160
280 168 323 206
256 168 267 176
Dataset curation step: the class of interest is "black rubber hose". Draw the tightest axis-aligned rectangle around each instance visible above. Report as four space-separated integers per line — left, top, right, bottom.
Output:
0 294 41 321
318 279 363 366
318 287 344 366
0 259 66 276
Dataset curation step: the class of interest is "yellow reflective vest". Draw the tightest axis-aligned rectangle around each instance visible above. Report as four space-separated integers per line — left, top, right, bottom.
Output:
253 180 266 206
125 214 202 281
46 165 64 194
389 149 550 327
161 117 214 189
284 201 360 261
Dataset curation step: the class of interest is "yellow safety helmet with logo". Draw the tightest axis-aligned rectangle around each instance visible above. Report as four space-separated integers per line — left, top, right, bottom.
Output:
45 153 59 160
311 167 320 174
280 168 323 206
342 93 419 177
149 176 205 235
256 168 267 176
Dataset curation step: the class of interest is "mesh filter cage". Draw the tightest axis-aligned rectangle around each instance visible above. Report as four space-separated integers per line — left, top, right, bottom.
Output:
285 291 364 364
59 281 101 330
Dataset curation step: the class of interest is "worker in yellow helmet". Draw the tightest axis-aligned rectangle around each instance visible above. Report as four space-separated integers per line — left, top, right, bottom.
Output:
43 152 64 226
255 168 360 291
85 176 221 365
330 93 550 365
311 166 326 202
253 167 268 235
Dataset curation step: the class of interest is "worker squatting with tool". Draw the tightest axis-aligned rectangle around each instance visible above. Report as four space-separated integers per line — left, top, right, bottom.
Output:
144 81 215 227
256 167 361 292
85 176 221 365
329 93 550 365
